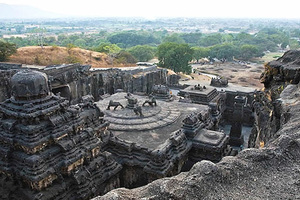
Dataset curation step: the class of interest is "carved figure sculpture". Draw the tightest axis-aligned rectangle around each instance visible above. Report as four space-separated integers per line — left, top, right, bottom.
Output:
133 105 143 117
107 100 124 110
142 95 157 107
194 84 203 91
125 92 138 109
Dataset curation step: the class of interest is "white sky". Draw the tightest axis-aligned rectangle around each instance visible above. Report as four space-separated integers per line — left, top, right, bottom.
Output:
1 0 300 19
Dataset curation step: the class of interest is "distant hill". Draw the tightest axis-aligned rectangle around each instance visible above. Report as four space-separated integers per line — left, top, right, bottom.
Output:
8 46 134 68
0 3 63 19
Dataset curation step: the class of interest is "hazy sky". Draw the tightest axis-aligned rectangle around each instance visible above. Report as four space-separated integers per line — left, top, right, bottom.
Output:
0 0 300 19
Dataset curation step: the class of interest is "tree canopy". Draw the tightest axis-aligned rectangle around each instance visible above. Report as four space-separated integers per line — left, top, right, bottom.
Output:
157 42 194 74
0 41 17 62
3 22 297 64
180 33 203 44
209 43 238 60
162 34 185 44
114 50 137 64
192 47 210 62
128 45 156 62
239 44 260 60
107 32 159 48
198 33 222 47
93 43 121 54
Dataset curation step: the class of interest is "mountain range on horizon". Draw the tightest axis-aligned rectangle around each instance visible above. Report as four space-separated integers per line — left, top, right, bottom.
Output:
0 3 65 19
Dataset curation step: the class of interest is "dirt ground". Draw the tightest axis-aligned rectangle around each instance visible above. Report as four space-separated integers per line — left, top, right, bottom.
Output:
8 46 135 68
8 47 265 90
189 62 264 89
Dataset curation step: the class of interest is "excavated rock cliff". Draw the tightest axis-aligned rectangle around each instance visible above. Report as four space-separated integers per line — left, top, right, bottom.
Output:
262 50 300 83
94 50 300 200
249 50 300 148
261 50 300 99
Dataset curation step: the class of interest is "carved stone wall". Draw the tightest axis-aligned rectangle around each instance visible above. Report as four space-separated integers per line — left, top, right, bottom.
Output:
93 51 300 200
223 91 254 126
248 50 299 148
0 70 122 200
0 64 171 104
102 130 191 188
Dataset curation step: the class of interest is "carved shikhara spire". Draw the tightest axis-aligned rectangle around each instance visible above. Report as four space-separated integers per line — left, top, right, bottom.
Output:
0 70 121 200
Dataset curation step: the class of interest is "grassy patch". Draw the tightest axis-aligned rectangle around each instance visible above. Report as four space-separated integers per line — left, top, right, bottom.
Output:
261 52 284 63
250 52 284 64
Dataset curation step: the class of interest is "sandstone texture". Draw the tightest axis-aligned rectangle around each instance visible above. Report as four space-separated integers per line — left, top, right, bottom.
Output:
95 50 300 200
261 50 300 87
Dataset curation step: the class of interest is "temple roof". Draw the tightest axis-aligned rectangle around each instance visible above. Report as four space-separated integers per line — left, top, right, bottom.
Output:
96 92 209 150
11 70 50 100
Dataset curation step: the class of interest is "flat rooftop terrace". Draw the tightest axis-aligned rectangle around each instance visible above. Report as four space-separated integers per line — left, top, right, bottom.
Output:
96 92 209 150
180 85 216 95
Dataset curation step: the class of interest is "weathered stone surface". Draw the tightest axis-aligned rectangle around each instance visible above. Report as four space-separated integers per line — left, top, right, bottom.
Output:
210 76 228 87
95 51 300 200
0 70 122 200
95 119 300 199
0 63 173 103
249 50 300 148
95 92 231 189
178 85 220 105
262 50 300 86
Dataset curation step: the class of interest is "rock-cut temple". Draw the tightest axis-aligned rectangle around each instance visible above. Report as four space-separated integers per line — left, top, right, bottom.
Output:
0 63 255 200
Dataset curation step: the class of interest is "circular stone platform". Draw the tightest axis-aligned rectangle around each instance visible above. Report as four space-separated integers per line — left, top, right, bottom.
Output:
96 93 181 132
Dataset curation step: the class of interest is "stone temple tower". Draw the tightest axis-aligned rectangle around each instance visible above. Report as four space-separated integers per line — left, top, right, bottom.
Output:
0 70 121 200
229 94 246 147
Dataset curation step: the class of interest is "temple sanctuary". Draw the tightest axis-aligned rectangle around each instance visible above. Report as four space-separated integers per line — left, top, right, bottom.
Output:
0 70 121 199
0 63 256 199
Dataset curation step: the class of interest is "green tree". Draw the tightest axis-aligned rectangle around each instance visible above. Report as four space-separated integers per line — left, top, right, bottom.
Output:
235 32 254 44
0 41 17 61
199 33 222 47
128 45 156 62
239 44 260 60
209 43 238 61
162 34 185 44
74 39 87 48
281 39 289 49
191 47 210 62
107 32 159 48
180 33 202 44
252 34 277 52
222 34 234 43
291 29 300 38
115 51 137 64
94 43 121 54
157 42 194 74
289 39 300 50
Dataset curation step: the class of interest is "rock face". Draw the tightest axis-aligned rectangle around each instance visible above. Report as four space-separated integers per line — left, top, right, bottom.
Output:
95 50 300 200
0 70 122 200
249 50 300 148
0 64 172 103
210 77 228 87
0 63 21 101
96 92 230 189
261 50 300 88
